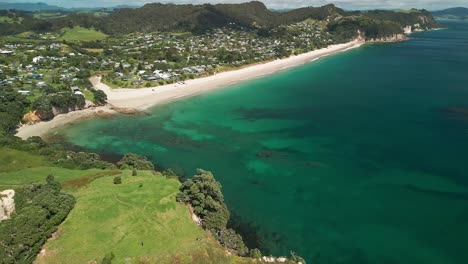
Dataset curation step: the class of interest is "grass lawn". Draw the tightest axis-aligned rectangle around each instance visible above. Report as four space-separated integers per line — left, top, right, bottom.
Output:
0 16 23 24
83 89 95 101
0 166 118 190
0 147 252 263
85 48 104 54
59 26 108 42
35 171 246 264
0 148 48 173
33 12 67 19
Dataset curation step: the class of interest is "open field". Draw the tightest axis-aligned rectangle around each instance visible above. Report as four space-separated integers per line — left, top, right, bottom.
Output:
0 148 48 173
0 147 253 263
59 26 108 42
0 166 118 190
33 12 67 19
0 15 23 24
35 171 247 264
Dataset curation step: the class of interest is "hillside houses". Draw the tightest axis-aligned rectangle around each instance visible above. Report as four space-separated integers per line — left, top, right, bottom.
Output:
1 18 336 91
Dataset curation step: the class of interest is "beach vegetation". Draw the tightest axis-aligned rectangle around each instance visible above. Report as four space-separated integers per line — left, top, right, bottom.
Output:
250 248 262 258
113 176 121 184
32 93 86 121
177 169 248 255
91 89 107 106
0 88 30 133
117 153 155 170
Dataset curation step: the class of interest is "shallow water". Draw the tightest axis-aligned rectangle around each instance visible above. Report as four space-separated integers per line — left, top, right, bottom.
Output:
58 20 468 263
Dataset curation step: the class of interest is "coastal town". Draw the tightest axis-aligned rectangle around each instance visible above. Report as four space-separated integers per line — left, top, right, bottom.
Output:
0 20 334 101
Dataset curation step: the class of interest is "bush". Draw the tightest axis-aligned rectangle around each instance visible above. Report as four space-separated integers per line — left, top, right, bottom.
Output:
56 151 116 170
33 93 86 121
101 252 115 264
162 168 178 179
215 228 248 256
132 167 137 176
0 88 30 132
0 176 75 263
250 248 262 259
117 153 155 170
113 176 122 184
290 252 306 264
177 169 229 230
91 89 107 106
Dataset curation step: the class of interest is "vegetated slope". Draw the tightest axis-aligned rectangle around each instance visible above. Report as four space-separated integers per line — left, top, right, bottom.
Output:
0 145 251 263
0 2 440 38
359 9 440 28
50 1 345 34
58 26 108 42
35 170 243 264
432 7 468 19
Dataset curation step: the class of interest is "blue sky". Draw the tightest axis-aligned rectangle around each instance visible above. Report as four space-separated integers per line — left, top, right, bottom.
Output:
5 0 467 10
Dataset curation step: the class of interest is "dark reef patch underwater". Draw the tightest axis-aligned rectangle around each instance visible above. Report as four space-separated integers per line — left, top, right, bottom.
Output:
56 20 468 264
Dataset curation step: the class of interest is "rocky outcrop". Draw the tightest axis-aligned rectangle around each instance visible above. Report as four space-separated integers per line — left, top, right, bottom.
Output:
367 34 408 43
0 190 15 222
22 110 42 125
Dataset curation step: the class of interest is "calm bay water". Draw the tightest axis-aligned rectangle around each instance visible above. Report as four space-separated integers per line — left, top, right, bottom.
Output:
58 20 468 263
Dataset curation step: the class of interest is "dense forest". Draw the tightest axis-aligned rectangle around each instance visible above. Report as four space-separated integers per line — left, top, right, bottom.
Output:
432 7 468 20
0 176 75 264
0 1 439 38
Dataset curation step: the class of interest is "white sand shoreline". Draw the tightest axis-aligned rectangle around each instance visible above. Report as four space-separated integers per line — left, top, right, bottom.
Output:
16 40 364 139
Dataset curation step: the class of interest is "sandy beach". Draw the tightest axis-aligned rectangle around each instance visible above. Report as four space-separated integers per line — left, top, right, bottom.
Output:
92 39 364 110
16 40 364 139
15 106 117 139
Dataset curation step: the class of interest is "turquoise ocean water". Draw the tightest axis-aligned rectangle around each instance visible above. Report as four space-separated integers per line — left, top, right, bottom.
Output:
57 20 468 263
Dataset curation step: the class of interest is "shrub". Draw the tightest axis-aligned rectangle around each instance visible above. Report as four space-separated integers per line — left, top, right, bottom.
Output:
215 228 248 256
56 151 116 170
250 248 262 259
117 153 155 170
0 176 75 263
177 169 229 230
91 89 107 106
132 167 137 176
33 93 86 121
290 252 306 264
113 176 122 185
162 168 178 179
101 252 115 264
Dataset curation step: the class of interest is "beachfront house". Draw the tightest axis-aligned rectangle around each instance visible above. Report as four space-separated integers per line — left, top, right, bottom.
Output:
18 90 31 96
71 86 83 96
0 50 14 56
36 81 46 88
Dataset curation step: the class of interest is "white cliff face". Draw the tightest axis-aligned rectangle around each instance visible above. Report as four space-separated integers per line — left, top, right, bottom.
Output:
403 26 413 34
367 34 408 43
0 190 15 222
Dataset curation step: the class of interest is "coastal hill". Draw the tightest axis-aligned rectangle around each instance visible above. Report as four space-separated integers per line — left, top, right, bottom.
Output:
432 7 468 20
55 1 438 34
0 1 439 38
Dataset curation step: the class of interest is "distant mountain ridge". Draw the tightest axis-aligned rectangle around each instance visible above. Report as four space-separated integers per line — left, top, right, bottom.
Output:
0 1 440 40
432 7 468 19
50 1 347 34
0 1 139 11
0 1 64 11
